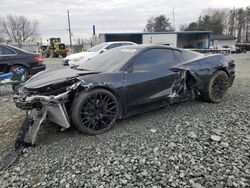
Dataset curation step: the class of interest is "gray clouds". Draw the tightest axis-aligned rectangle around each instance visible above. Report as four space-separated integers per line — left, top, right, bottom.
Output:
0 0 249 44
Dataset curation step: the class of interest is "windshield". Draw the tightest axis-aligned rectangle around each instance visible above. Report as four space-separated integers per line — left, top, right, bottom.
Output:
77 47 138 72
87 43 107 52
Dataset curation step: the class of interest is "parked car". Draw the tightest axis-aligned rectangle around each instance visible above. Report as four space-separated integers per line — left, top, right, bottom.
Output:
221 45 236 53
62 41 137 66
235 46 246 54
0 44 45 79
14 45 235 146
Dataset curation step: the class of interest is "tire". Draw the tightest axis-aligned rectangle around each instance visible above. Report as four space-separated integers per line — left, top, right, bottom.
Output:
71 89 119 135
202 70 229 103
53 53 59 58
62 53 67 58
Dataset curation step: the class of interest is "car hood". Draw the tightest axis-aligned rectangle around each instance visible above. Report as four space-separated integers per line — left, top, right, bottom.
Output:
24 67 98 89
64 51 98 60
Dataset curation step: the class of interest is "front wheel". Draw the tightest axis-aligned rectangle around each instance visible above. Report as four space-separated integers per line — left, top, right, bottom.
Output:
202 70 229 103
71 89 119 135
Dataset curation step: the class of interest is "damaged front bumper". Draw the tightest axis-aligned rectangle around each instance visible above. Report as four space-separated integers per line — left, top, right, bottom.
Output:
13 82 81 145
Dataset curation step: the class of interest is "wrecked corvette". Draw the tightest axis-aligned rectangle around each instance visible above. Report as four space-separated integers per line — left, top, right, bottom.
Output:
13 45 235 146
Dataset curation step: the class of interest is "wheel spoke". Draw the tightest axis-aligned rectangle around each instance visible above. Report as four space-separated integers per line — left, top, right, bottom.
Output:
79 91 118 133
211 74 229 100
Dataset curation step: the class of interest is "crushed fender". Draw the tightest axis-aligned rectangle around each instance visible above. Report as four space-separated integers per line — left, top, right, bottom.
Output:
168 68 200 103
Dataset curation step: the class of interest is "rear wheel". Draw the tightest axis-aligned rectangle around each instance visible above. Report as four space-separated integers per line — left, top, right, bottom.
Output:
71 89 119 135
202 70 229 103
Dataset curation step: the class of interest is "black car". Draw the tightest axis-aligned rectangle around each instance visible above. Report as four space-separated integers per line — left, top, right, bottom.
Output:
14 45 235 145
0 44 46 78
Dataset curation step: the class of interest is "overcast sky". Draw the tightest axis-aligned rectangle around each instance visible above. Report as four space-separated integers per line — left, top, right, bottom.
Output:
1 0 249 44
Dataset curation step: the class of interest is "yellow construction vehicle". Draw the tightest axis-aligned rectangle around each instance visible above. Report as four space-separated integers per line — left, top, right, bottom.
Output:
41 38 68 58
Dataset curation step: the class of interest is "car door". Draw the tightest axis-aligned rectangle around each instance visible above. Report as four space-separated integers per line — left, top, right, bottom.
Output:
0 46 17 73
124 48 178 112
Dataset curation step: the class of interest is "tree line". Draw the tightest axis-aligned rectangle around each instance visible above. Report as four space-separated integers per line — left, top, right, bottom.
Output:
180 7 250 42
145 7 250 43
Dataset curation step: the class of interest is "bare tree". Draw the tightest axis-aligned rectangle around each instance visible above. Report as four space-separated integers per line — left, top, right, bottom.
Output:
228 8 236 36
73 38 85 52
245 6 250 42
87 37 96 47
236 8 246 42
0 15 39 48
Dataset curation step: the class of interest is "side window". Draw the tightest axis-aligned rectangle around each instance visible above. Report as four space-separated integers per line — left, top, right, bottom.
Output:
133 49 175 71
106 43 121 50
120 43 133 46
0 46 15 55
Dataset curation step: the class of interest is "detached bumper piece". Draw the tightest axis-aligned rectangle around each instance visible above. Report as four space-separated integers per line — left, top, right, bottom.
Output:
1 83 81 170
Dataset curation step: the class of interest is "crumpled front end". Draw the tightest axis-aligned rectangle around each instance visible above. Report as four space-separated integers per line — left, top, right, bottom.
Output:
1 81 83 170
14 81 81 145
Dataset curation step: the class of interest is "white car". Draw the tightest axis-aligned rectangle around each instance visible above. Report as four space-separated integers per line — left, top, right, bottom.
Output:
63 41 136 66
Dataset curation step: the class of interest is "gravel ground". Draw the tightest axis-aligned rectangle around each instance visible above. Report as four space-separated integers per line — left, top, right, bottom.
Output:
0 54 249 187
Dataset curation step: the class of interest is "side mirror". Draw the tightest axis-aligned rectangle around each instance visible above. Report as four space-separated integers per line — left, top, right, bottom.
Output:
100 49 108 54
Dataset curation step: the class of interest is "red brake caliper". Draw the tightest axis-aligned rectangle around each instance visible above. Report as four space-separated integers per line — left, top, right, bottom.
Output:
102 101 109 117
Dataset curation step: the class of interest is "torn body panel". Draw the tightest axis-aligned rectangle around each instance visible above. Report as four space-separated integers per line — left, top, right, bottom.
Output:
168 67 201 104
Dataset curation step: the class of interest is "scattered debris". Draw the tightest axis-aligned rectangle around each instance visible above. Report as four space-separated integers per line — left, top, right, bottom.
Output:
220 142 229 148
188 131 198 139
211 135 222 142
150 128 157 133
167 142 177 148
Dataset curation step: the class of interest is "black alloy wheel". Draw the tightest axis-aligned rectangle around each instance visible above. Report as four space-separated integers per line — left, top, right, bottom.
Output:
205 70 229 103
71 89 119 134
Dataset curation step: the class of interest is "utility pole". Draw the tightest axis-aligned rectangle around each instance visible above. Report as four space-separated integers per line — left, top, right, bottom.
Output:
173 8 175 31
67 10 72 50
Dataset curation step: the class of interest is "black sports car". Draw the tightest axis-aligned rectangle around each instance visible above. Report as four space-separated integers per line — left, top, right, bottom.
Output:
14 45 235 145
0 44 46 78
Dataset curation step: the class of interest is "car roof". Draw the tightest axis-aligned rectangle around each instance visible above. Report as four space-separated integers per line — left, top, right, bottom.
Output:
105 41 137 45
119 44 179 50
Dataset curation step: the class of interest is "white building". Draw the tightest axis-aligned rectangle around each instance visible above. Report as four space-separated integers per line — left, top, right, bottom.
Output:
210 35 237 48
99 31 211 49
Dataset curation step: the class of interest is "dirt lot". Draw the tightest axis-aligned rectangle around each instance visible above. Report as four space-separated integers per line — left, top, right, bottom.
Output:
0 54 249 187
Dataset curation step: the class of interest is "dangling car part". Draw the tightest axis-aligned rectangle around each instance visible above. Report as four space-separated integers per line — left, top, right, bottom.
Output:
3 45 235 169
